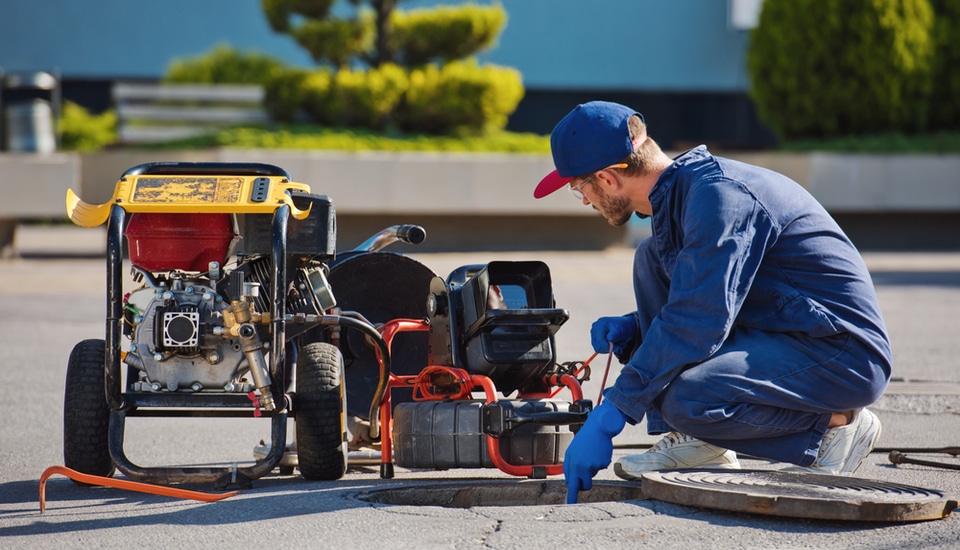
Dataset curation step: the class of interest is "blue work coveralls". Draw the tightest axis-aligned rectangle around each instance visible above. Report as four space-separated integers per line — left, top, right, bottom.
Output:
603 146 892 467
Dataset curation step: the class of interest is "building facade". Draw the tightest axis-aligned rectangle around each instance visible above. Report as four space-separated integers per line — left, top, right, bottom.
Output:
0 0 775 148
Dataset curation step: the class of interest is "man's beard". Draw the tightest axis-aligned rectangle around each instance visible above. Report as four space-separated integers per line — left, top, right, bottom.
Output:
593 186 634 227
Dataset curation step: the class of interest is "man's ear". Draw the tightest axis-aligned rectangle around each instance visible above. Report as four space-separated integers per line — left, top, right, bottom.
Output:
595 169 621 191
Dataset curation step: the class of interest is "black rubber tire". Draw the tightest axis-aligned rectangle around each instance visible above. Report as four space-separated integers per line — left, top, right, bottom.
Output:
63 339 115 479
295 342 348 480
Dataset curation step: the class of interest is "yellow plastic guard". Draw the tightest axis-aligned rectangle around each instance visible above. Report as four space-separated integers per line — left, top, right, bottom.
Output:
67 174 313 227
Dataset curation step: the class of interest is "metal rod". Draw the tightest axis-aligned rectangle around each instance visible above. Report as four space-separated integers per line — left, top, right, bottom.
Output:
889 450 960 471
105 205 126 410
270 205 288 401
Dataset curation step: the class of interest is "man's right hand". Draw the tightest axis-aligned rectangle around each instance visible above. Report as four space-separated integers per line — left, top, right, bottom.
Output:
590 315 638 358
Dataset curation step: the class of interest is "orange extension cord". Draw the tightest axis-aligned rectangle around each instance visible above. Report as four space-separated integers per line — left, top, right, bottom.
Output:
39 465 240 513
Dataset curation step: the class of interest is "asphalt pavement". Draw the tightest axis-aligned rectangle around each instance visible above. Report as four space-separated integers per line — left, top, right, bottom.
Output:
1 225 959 549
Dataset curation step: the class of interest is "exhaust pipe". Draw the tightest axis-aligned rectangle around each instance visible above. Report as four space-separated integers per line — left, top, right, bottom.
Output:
356 224 426 252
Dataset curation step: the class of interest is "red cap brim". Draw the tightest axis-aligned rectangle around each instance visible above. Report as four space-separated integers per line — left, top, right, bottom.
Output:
534 170 573 199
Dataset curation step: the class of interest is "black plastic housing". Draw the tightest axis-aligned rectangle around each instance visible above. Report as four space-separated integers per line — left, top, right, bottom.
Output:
455 261 569 395
238 191 336 259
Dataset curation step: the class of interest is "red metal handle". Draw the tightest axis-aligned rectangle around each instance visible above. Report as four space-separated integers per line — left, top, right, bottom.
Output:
39 465 239 513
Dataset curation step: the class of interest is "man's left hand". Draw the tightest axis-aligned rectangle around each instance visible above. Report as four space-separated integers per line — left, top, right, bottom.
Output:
564 401 628 504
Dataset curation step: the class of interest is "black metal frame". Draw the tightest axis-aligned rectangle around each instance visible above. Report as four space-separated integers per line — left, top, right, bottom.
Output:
103 202 292 488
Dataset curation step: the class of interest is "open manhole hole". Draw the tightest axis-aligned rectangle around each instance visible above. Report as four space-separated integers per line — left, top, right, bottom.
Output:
357 471 957 522
356 480 643 508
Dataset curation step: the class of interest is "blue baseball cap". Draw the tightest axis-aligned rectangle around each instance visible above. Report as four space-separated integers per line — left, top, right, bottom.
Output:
534 101 643 199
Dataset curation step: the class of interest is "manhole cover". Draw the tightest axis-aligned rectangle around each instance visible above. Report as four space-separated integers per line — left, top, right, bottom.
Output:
356 480 643 508
641 470 958 522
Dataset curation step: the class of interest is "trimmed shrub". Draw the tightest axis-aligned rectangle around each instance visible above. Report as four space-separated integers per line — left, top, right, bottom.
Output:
747 0 935 139
261 0 336 32
300 69 337 126
396 59 523 135
390 3 507 66
263 67 311 123
59 101 117 152
292 18 371 68
164 44 285 85
331 63 409 130
929 0 960 130
299 64 408 131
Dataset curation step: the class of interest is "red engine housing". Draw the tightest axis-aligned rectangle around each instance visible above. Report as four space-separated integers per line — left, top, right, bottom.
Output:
125 213 236 272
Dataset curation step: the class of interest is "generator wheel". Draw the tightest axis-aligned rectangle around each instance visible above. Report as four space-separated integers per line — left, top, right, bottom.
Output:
63 339 115 479
295 342 348 480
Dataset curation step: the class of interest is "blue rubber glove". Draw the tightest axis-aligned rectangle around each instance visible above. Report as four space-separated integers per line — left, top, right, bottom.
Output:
590 315 638 358
564 401 628 504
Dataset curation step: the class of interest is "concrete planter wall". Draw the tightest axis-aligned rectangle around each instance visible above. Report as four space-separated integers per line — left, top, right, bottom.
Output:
0 153 80 256
1 149 958 253
730 151 960 212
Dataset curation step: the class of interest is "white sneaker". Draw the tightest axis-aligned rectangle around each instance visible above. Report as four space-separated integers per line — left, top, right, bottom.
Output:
788 408 881 475
613 432 740 481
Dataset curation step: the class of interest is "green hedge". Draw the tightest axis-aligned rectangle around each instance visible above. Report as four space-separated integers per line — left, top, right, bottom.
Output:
277 60 521 135
390 4 506 66
293 18 371 67
59 101 117 152
164 44 285 85
263 67 312 123
300 69 336 126
261 0 336 32
164 37 524 136
748 0 935 139
300 64 408 130
395 59 523 135
929 0 960 130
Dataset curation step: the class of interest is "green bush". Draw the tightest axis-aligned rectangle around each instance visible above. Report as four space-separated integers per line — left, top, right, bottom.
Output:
300 69 337 126
299 64 408 130
929 0 960 130
293 18 371 67
263 67 311 122
164 44 286 85
210 125 550 153
390 3 506 66
396 59 523 135
332 63 409 130
59 101 116 152
747 0 935 139
261 0 336 32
